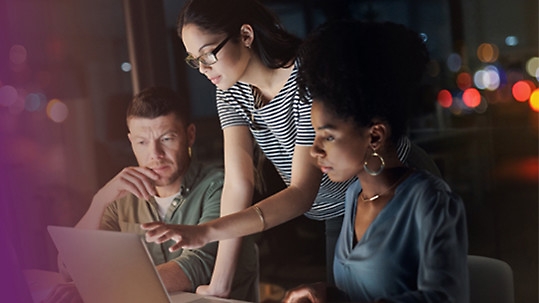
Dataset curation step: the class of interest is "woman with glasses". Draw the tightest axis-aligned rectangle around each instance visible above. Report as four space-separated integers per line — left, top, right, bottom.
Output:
144 0 441 298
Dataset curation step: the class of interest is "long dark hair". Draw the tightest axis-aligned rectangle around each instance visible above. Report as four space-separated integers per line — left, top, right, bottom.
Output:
178 0 301 69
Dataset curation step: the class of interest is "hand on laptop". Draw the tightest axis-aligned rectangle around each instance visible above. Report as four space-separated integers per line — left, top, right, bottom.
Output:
142 222 209 251
42 282 83 303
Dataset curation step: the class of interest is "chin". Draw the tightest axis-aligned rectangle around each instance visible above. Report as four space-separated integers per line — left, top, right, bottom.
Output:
216 81 235 91
327 171 356 183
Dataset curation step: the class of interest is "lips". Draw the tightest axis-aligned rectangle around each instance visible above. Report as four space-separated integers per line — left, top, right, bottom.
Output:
208 75 221 85
150 164 170 175
318 163 332 174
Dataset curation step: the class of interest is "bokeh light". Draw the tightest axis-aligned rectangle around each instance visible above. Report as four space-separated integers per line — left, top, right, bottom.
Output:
25 93 46 112
437 89 453 108
456 72 472 90
9 44 28 65
121 62 132 72
474 65 501 91
419 33 428 43
473 96 488 114
504 36 519 46
477 43 499 63
46 99 69 123
530 89 539 112
463 88 481 108
446 53 462 72
512 80 535 102
449 96 464 115
525 57 539 79
0 85 18 107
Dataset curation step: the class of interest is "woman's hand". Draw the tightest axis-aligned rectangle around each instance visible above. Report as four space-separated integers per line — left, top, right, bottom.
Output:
282 282 327 303
196 284 231 299
141 222 209 251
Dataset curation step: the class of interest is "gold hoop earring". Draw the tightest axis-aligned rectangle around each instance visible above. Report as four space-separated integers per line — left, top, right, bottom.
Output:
188 147 192 158
364 150 385 176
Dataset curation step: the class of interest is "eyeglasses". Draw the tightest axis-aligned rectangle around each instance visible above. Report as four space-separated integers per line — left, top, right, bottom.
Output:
185 36 230 69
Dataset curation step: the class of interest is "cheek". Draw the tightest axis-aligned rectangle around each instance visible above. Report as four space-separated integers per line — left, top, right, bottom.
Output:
332 143 363 168
221 48 249 75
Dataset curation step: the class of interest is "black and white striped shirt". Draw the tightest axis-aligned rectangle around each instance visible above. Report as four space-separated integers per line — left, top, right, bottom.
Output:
216 63 410 220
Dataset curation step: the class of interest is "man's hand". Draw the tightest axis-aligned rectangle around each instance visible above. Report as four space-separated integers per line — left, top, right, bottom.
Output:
42 282 83 303
76 166 160 229
94 166 160 202
142 222 209 251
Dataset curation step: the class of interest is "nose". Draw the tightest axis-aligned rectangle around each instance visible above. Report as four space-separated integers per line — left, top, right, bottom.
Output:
310 138 325 159
198 63 210 74
149 141 165 159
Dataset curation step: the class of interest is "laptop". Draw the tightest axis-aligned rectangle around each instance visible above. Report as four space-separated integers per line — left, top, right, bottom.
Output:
47 225 249 303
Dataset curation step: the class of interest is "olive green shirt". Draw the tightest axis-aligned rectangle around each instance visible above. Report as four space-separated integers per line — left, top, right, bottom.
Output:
100 161 258 302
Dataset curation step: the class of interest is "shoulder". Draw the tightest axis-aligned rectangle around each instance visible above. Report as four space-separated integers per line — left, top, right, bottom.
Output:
402 170 464 217
217 82 252 100
109 194 144 208
192 161 224 191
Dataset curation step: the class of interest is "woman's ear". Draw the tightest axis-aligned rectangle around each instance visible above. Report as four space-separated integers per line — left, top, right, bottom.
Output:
369 122 388 150
240 24 254 48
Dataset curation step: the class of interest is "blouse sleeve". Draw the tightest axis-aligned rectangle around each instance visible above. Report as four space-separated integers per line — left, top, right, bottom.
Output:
216 87 250 129
385 189 469 303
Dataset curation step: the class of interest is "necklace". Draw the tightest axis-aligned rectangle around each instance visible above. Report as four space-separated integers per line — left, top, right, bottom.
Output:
359 169 412 203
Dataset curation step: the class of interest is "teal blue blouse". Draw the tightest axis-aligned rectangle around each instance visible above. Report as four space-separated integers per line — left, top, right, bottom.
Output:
334 170 469 302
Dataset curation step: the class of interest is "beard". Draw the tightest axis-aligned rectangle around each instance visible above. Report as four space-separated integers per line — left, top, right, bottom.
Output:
154 170 180 187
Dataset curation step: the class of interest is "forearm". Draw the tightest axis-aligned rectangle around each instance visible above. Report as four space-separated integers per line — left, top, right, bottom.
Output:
205 172 253 295
75 193 109 229
157 261 192 292
205 185 317 242
207 238 243 296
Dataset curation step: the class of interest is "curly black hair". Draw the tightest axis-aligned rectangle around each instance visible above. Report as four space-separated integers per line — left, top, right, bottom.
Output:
297 19 429 143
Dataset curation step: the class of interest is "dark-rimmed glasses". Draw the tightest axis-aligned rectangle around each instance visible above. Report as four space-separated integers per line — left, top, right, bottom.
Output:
185 36 230 69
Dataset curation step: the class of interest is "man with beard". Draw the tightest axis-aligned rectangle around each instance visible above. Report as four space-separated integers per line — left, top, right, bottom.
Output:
44 86 258 303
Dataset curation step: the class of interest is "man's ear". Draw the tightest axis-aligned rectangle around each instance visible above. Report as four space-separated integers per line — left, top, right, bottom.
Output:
187 123 196 147
240 24 254 48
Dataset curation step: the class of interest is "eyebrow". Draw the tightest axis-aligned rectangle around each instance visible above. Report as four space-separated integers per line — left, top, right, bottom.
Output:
197 40 220 53
316 124 336 131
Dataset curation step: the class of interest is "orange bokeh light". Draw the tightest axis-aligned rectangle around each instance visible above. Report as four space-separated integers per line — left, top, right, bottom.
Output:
437 89 452 108
462 88 481 108
529 89 539 112
477 43 499 63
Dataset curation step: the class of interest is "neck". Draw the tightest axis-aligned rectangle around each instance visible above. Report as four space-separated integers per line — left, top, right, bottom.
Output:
358 166 410 202
241 59 294 101
155 178 183 198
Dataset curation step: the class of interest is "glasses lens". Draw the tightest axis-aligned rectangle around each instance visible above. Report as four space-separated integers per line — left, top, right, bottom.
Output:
185 57 199 69
200 54 217 66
